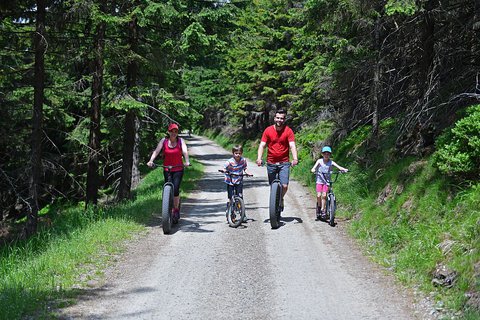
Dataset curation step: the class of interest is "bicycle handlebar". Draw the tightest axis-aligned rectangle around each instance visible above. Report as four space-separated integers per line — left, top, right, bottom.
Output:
313 170 348 175
218 169 253 177
150 163 189 170
259 161 297 167
313 170 347 184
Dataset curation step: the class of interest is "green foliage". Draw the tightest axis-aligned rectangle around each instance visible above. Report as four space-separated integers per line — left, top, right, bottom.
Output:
110 95 147 111
217 0 304 124
294 121 333 158
384 0 417 16
433 105 480 179
181 22 210 51
137 1 181 27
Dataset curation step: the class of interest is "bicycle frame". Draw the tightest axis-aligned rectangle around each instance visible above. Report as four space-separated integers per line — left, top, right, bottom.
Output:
319 171 340 191
157 164 185 194
219 169 250 192
153 164 186 234
316 170 342 226
219 169 251 227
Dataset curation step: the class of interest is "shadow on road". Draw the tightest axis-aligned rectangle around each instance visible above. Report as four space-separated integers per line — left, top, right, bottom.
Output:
195 153 230 163
263 216 303 228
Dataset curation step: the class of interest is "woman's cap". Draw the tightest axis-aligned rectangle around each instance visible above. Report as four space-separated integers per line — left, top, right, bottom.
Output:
168 123 179 131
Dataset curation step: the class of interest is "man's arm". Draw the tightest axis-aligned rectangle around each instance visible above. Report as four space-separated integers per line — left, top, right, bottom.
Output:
256 141 266 166
289 141 298 166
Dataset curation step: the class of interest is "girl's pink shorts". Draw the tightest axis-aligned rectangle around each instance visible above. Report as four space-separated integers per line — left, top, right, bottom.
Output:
316 183 329 193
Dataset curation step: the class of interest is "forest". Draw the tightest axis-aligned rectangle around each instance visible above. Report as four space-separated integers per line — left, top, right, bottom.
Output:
0 0 479 316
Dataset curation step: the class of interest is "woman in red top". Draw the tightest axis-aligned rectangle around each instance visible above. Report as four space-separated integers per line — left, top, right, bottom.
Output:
147 123 190 220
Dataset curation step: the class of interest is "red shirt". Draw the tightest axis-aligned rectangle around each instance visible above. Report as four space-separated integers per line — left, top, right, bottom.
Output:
163 138 183 171
261 125 295 163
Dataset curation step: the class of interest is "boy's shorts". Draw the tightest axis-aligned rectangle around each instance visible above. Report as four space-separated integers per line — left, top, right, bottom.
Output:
227 184 243 199
316 183 329 193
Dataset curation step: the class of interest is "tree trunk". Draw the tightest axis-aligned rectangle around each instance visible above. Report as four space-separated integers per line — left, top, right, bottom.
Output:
118 110 136 200
400 0 437 154
131 116 141 189
118 16 138 200
474 0 480 92
86 0 106 206
26 0 46 236
371 14 382 142
419 0 435 97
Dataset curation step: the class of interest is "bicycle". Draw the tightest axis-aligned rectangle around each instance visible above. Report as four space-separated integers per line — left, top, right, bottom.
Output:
267 162 289 229
153 164 186 234
218 169 252 228
314 171 344 227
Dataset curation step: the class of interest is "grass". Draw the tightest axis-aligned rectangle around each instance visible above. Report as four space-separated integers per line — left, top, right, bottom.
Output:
0 160 203 320
205 121 480 319
334 127 480 318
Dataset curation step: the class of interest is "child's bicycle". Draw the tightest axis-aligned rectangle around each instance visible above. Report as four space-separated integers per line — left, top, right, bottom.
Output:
153 164 186 234
218 169 252 228
315 171 345 227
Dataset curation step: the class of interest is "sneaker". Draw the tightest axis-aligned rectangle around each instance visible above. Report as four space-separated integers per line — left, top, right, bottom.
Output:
243 215 248 222
321 210 327 220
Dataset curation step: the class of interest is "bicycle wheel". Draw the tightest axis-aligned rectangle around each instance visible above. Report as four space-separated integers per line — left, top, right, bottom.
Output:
227 196 245 228
162 184 174 234
269 182 281 229
328 194 336 226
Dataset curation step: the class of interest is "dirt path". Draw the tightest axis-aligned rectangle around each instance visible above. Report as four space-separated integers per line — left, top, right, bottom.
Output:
57 135 428 319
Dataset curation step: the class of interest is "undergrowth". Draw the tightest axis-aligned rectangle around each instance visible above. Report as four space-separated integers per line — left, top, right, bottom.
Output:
332 122 480 318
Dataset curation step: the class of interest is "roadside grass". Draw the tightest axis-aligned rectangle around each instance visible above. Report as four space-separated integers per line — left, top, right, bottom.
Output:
0 160 203 320
204 122 479 318
334 125 480 318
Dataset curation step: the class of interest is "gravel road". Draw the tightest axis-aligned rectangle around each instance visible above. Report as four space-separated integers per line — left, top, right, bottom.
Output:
57 135 428 319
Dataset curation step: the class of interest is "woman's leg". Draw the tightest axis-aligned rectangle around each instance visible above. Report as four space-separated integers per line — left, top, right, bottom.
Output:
174 196 180 209
171 171 184 209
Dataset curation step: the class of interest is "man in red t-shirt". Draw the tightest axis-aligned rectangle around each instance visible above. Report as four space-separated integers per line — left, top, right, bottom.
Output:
256 110 298 204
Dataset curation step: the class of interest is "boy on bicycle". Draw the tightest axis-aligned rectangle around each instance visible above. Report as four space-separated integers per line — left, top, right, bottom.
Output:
223 145 251 222
311 146 348 219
